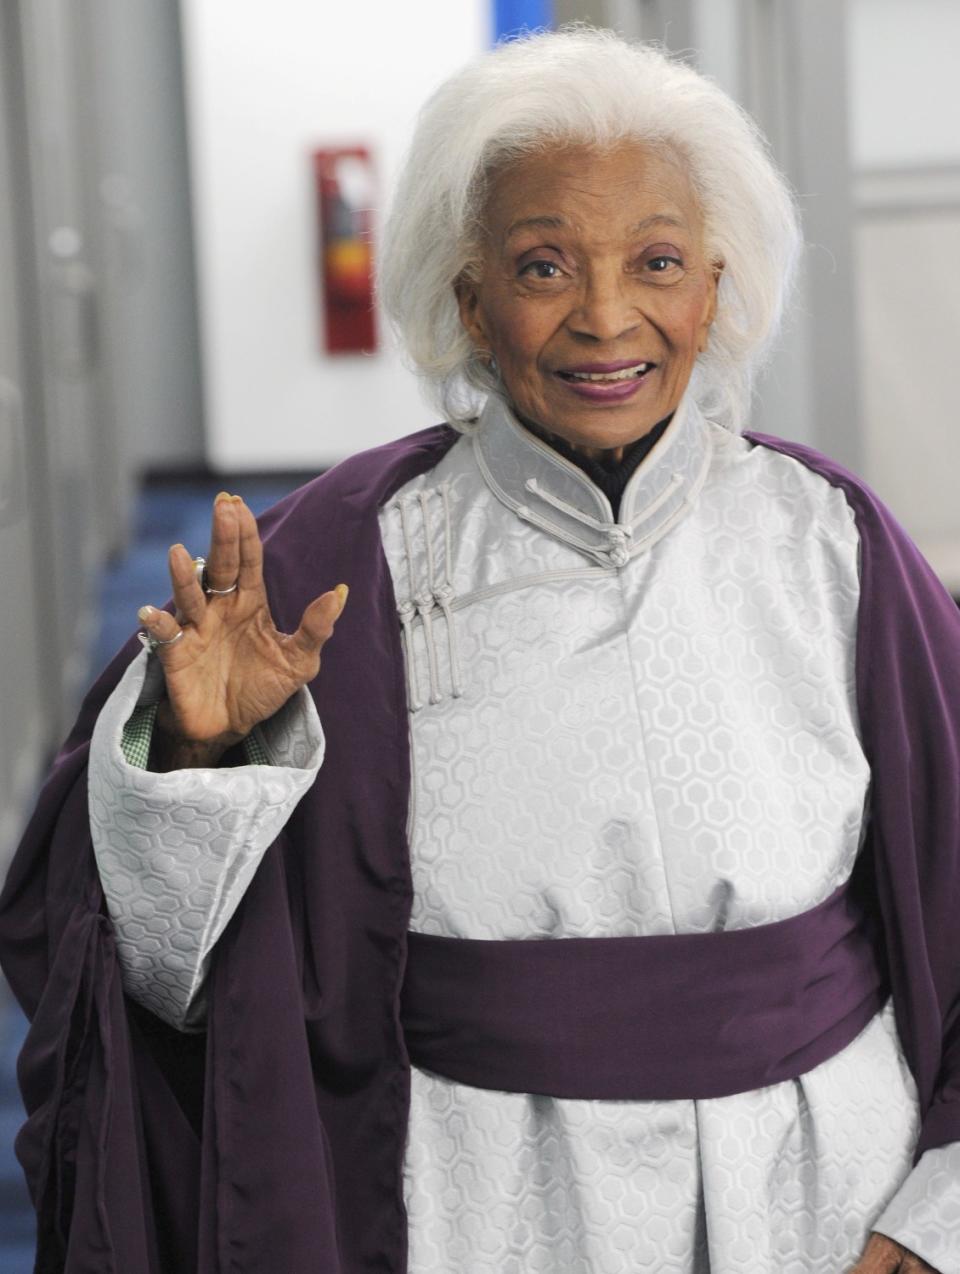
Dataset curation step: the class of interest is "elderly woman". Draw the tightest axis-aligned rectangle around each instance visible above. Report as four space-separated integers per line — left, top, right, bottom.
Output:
1 28 958 1274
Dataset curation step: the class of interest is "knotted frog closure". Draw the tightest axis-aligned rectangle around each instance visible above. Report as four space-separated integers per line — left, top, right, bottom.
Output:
521 471 686 566
394 480 464 712
474 392 714 568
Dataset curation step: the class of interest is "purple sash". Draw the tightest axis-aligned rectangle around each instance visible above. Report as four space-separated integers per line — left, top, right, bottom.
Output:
401 876 886 1101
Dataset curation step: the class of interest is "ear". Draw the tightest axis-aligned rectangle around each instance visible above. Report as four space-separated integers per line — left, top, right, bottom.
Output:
698 259 724 353
454 273 488 352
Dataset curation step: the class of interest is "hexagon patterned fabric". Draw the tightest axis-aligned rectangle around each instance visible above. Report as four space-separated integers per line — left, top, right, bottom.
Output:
88 393 959 1271
380 395 952 1273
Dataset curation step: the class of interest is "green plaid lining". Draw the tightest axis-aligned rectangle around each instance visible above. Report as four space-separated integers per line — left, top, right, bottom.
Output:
121 703 158 768
121 704 270 769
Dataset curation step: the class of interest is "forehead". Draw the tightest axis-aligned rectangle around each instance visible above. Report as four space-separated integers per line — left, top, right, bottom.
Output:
483 141 704 244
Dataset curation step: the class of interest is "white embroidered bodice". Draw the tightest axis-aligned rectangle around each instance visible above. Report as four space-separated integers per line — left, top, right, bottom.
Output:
89 392 960 1273
385 394 869 942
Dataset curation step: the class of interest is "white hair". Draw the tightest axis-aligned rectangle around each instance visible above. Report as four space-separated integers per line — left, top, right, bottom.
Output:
378 27 802 434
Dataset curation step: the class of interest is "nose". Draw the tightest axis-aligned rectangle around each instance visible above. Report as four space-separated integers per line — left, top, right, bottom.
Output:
566 268 643 343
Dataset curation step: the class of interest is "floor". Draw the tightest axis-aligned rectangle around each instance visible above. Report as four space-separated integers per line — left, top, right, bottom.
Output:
0 475 303 1271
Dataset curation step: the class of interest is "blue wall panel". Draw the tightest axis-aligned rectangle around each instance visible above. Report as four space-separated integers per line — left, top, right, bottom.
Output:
493 0 553 43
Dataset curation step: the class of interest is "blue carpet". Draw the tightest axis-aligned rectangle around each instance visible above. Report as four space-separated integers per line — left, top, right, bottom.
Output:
0 475 305 1269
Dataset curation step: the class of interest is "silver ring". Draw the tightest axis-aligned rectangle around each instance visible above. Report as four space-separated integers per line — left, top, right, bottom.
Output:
138 628 185 653
193 553 238 595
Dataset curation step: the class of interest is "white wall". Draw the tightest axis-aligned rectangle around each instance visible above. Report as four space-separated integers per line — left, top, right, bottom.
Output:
179 0 487 471
849 0 960 168
847 0 960 584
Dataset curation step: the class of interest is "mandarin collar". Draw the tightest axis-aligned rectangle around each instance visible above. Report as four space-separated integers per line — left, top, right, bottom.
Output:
471 391 713 569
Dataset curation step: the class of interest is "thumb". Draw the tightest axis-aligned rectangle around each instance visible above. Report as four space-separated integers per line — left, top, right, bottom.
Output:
290 583 349 656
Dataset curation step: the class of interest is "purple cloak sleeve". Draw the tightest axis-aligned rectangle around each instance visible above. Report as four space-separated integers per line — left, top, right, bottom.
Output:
0 638 207 1271
747 431 960 1162
0 422 460 1273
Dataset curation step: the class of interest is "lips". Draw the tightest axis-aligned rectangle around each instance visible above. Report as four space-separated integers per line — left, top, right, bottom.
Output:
557 360 656 381
554 360 657 403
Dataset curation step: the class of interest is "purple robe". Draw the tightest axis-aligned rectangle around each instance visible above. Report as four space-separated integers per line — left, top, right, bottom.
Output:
0 421 958 1272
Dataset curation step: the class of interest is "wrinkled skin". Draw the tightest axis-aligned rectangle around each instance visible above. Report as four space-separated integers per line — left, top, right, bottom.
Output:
137 491 347 766
848 1232 938 1273
456 140 721 462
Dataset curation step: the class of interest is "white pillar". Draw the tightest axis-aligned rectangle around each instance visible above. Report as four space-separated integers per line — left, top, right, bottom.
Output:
733 0 861 468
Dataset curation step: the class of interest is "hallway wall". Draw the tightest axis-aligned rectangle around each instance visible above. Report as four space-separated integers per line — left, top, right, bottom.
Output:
180 0 488 471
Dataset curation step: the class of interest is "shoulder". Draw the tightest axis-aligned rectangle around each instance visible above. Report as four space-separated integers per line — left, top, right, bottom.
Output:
705 424 863 552
258 423 461 542
744 429 957 618
253 421 462 624
743 428 910 543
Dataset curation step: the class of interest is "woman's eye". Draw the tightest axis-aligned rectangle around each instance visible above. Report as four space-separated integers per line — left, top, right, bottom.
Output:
647 254 682 273
520 259 562 280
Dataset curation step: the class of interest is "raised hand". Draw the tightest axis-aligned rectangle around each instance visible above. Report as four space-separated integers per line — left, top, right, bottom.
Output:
136 491 347 768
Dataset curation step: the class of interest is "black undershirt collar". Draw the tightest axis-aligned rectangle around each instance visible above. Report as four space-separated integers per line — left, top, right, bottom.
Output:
518 413 675 522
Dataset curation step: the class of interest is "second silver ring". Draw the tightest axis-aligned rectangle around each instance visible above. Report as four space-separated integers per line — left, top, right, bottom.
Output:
193 555 239 596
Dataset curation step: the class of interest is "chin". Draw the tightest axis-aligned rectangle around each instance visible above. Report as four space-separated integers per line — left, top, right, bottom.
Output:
511 386 672 451
551 409 668 449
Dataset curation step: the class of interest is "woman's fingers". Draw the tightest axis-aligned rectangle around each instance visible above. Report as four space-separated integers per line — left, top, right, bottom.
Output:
899 1250 938 1272
236 497 265 591
289 585 349 660
847 1232 925 1272
205 492 241 592
168 542 207 626
137 605 189 667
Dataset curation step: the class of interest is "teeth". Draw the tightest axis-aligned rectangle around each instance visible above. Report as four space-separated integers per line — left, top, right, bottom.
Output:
566 364 652 381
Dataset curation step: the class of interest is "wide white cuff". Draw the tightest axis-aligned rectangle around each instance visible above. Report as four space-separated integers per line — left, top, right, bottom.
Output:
873 1141 960 1273
88 647 324 1030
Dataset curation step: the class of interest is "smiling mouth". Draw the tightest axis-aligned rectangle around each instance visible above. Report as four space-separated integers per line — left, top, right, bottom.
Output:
557 362 656 382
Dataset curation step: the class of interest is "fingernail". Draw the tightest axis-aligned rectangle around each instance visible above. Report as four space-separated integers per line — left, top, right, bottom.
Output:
230 494 243 503
334 583 349 609
138 605 155 621
215 490 232 503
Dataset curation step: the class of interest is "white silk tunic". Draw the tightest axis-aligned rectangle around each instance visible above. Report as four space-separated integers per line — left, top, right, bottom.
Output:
89 392 960 1272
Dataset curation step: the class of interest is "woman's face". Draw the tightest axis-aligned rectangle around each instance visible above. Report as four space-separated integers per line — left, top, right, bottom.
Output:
457 141 721 453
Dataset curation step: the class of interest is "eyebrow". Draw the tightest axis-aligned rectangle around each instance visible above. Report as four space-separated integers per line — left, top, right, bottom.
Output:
631 213 688 234
504 215 566 238
504 212 689 240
